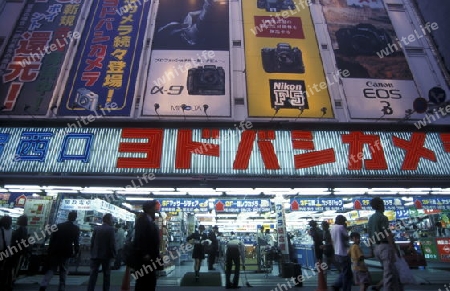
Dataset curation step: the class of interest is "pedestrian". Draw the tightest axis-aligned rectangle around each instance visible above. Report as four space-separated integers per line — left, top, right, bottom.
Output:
87 213 116 291
113 224 126 269
134 200 161 291
225 232 245 289
367 197 403 291
320 221 335 273
207 225 219 270
308 220 323 262
349 232 372 291
186 225 208 281
330 214 352 291
11 215 30 287
39 211 80 291
0 215 13 291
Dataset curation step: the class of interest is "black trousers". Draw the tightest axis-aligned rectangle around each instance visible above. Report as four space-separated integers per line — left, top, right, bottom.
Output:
208 249 216 269
225 247 240 287
135 269 157 291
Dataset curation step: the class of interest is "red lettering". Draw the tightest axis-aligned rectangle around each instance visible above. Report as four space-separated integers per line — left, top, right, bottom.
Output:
291 131 335 169
233 130 280 170
341 131 387 170
392 132 436 170
440 133 450 153
116 128 163 168
175 129 219 169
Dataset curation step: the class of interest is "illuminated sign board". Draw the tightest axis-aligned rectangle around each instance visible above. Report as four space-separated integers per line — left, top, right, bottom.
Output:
0 128 449 178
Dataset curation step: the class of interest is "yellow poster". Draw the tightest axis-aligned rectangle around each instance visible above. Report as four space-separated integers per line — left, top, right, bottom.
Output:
243 0 334 118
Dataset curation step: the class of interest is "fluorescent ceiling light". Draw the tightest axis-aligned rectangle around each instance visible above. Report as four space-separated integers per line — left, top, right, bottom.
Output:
5 185 41 189
151 191 187 195
116 190 150 195
80 189 113 194
8 189 41 193
126 197 154 201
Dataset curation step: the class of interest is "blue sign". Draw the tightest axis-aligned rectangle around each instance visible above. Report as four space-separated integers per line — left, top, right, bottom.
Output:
290 198 343 211
413 197 450 210
353 197 404 210
58 0 150 116
215 199 271 213
158 199 208 212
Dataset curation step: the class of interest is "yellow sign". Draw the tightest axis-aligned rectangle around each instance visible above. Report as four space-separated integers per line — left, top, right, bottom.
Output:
242 1 334 118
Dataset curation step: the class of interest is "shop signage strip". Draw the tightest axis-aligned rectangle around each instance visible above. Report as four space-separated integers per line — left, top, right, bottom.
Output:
158 198 208 213
58 0 150 116
0 128 450 177
352 197 405 210
214 199 271 213
0 0 84 116
290 198 344 211
141 0 231 117
413 197 450 210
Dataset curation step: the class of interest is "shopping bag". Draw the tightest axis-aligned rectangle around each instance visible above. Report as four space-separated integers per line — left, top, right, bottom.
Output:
394 255 417 285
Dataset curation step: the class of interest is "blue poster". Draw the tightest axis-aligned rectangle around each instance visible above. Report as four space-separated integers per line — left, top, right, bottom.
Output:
58 0 150 116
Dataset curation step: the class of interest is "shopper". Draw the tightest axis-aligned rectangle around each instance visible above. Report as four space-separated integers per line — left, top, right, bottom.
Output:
207 225 219 270
39 211 80 291
87 213 116 291
186 224 208 281
349 232 372 291
11 215 29 286
265 229 275 247
134 200 160 291
0 215 13 291
330 214 352 291
367 197 403 291
225 232 245 289
308 220 323 262
320 221 335 272
113 224 126 269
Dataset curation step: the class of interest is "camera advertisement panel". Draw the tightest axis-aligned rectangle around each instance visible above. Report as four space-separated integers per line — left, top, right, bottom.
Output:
0 0 83 117
57 0 151 117
142 0 231 117
242 0 334 119
320 0 421 120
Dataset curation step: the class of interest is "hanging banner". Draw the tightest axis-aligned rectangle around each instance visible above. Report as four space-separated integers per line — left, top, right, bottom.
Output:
353 197 404 210
158 198 208 213
291 197 343 211
58 0 150 116
0 0 84 116
242 0 334 118
142 0 231 117
215 199 271 213
413 197 450 210
320 0 420 120
275 202 289 254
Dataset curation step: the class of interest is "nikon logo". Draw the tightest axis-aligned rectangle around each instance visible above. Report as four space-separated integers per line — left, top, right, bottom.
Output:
273 82 302 91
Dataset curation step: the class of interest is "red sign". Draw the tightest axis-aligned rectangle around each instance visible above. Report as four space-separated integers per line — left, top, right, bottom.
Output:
436 238 450 262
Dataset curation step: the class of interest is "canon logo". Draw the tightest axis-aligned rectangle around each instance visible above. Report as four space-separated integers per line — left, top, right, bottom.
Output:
365 81 394 88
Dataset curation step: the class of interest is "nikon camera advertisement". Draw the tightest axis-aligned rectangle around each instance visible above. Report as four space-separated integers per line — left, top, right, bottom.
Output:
321 0 420 120
242 0 334 118
142 0 231 117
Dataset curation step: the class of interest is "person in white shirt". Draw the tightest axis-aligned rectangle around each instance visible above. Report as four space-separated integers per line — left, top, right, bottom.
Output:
330 215 352 291
225 232 245 289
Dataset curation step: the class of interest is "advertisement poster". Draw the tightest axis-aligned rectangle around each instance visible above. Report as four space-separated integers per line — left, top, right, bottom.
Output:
320 0 420 120
58 0 150 116
436 238 450 262
242 0 334 118
142 0 231 117
0 0 83 116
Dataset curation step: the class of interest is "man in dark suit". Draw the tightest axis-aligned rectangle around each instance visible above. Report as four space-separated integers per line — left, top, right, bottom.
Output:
207 225 219 270
39 211 80 291
87 213 116 291
134 200 160 291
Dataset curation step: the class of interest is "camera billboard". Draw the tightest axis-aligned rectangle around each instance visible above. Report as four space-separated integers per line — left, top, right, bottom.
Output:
142 0 231 118
0 0 83 117
242 0 334 119
320 0 420 120
57 0 151 117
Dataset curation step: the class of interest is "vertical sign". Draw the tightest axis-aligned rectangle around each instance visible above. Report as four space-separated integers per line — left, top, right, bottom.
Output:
58 0 150 116
275 202 288 255
242 0 334 118
320 0 419 119
142 0 231 117
0 0 83 116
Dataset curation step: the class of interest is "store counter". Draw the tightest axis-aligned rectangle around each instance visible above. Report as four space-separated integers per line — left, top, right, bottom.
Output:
292 243 316 269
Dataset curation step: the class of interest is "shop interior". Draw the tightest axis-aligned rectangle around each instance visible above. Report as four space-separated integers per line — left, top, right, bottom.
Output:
1 186 449 277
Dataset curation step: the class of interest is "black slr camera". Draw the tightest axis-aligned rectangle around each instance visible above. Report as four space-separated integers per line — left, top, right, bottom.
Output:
257 0 295 12
261 43 305 73
335 23 392 56
187 65 225 95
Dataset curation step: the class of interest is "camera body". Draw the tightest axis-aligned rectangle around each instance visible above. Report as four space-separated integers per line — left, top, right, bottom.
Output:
261 43 305 73
335 23 392 56
75 88 99 111
187 65 226 95
257 0 296 12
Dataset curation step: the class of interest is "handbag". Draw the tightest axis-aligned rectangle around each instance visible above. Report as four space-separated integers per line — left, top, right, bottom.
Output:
394 255 417 285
